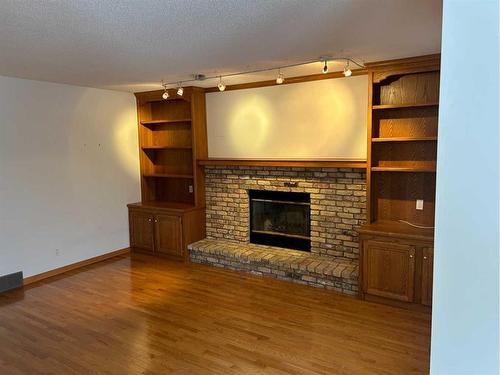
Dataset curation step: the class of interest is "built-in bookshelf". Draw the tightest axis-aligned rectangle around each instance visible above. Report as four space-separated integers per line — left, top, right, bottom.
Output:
366 57 440 232
135 88 207 208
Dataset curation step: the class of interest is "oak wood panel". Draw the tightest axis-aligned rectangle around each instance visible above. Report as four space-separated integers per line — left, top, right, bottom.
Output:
358 220 434 242
141 122 192 148
0 253 431 374
372 172 436 226
372 141 437 169
129 210 154 251
377 72 440 105
373 107 439 138
421 247 434 306
154 214 183 258
150 99 191 121
363 240 415 302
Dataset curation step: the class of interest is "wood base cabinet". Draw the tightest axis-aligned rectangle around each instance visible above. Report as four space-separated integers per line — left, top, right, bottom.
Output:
359 227 433 309
128 203 205 261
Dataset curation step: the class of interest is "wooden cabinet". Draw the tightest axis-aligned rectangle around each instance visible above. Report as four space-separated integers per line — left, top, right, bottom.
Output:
128 203 205 261
421 247 434 306
363 240 415 302
154 214 182 257
129 211 154 252
359 224 434 309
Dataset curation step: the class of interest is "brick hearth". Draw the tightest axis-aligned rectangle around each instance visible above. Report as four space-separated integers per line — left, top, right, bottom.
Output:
189 239 358 294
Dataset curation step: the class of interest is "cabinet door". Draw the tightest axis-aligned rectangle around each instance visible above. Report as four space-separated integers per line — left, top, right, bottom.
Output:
154 214 183 258
363 240 416 302
129 211 154 251
421 247 434 306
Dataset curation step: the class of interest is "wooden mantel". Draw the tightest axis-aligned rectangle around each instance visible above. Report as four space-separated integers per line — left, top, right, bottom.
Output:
197 158 367 169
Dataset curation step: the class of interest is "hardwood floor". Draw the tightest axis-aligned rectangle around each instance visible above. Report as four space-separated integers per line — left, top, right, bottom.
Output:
0 254 431 374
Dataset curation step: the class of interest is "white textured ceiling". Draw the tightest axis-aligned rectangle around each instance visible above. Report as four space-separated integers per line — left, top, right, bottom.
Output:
0 0 442 92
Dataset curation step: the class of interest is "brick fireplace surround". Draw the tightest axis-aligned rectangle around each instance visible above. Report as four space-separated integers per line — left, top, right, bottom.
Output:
188 165 366 295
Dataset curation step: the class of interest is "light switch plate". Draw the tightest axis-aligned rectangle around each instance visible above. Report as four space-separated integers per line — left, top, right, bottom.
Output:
188 185 194 193
416 199 424 210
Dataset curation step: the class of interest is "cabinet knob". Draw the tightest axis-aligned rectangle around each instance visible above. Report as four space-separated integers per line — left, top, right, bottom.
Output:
409 254 414 258
148 218 152 222
154 219 158 223
424 256 428 260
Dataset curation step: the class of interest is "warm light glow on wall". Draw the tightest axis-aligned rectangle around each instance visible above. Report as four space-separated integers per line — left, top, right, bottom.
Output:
206 75 368 160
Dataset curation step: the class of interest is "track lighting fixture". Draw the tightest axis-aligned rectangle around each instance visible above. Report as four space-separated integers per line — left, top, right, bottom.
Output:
343 61 352 77
159 57 363 93
322 60 329 74
217 76 226 92
161 81 169 99
176 84 184 96
276 70 285 84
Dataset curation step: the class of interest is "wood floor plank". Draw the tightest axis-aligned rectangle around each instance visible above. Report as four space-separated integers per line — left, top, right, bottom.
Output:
0 254 430 374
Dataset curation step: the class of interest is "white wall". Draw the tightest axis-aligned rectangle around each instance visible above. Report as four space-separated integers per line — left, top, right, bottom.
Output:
0 75 140 278
206 76 368 160
431 1 499 374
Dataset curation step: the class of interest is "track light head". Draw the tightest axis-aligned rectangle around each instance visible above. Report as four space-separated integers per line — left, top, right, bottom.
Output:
217 76 226 92
276 70 284 84
322 60 328 74
343 61 352 77
177 85 184 96
162 90 169 100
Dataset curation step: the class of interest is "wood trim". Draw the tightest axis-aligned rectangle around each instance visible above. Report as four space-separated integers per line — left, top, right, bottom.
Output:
364 54 441 70
23 248 130 286
204 69 367 93
197 158 367 169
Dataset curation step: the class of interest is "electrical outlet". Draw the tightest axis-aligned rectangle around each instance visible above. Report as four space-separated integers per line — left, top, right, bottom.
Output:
55 249 60 256
188 185 194 193
416 199 424 210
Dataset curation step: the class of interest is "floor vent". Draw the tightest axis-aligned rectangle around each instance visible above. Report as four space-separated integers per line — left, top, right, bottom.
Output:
0 271 23 293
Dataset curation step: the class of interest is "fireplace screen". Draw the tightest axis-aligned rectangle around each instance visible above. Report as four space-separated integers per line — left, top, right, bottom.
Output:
249 190 311 251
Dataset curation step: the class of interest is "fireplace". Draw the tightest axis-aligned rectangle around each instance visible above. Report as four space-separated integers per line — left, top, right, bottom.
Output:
249 190 311 251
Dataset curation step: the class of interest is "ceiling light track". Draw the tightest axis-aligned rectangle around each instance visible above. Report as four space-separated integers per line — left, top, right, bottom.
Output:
159 57 364 96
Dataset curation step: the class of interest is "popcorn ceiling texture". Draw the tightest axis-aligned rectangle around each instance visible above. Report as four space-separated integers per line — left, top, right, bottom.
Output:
189 166 367 295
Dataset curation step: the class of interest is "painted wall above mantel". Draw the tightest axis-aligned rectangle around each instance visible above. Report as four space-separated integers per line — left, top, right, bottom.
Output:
205 75 368 161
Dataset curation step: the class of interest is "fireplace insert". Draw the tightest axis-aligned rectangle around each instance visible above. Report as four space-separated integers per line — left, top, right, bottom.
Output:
249 190 311 251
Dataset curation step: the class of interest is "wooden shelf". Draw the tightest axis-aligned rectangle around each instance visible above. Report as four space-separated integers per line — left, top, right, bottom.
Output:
142 146 192 150
143 173 194 179
372 103 439 110
372 137 437 143
359 220 434 242
197 158 367 169
127 201 198 213
371 167 436 173
140 119 191 126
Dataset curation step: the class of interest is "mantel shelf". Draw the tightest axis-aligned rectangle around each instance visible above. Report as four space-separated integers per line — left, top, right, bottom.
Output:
372 102 439 110
372 137 437 143
142 146 192 150
371 167 436 173
140 119 191 126
197 158 367 169
143 173 194 179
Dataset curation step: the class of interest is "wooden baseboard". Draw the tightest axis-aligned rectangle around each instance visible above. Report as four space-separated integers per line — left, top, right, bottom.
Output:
23 248 131 286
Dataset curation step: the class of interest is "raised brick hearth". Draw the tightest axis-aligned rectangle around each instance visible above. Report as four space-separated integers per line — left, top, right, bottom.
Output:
189 165 367 294
189 239 358 294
